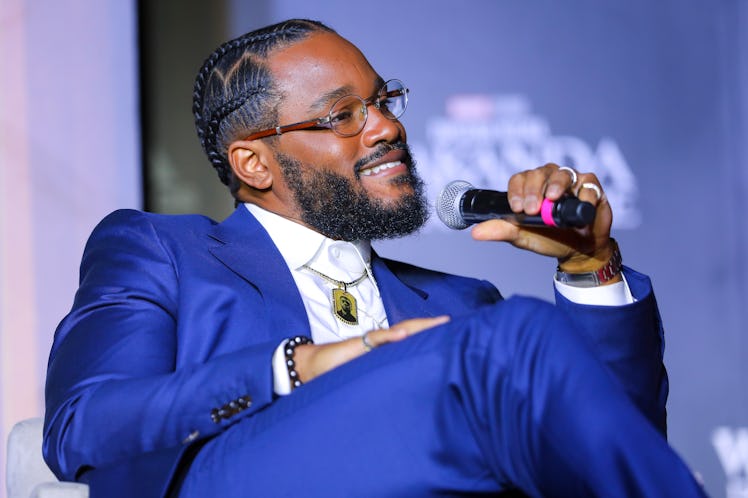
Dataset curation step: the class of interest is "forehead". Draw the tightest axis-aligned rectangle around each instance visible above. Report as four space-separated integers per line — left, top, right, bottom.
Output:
267 32 381 116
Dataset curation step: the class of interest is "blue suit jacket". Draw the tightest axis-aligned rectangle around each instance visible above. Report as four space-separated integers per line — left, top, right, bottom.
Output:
43 206 667 497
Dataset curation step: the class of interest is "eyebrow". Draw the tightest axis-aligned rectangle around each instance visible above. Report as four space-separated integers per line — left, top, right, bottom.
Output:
307 77 387 113
308 86 355 113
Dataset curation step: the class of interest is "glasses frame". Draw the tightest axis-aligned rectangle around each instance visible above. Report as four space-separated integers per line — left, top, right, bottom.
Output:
243 79 408 141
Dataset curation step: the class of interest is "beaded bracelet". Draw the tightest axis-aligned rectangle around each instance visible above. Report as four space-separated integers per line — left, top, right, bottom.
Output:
284 336 313 391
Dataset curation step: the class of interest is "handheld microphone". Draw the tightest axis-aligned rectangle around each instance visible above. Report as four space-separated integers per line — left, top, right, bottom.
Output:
436 180 596 230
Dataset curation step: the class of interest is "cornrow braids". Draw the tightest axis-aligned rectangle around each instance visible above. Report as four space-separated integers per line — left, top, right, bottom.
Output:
192 19 335 190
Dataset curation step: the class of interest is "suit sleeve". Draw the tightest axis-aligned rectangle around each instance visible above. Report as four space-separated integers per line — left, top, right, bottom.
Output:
43 210 278 481
553 267 668 434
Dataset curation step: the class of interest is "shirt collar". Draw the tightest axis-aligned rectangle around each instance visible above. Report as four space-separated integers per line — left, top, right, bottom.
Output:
244 203 372 279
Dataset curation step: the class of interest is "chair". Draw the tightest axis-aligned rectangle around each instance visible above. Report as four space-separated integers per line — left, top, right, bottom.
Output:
6 418 89 498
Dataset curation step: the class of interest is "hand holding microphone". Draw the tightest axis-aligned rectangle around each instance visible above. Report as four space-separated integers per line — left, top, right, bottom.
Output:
437 180 596 230
434 164 617 275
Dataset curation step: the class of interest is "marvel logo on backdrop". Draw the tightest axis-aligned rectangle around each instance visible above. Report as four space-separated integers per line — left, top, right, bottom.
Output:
412 94 641 231
713 426 748 498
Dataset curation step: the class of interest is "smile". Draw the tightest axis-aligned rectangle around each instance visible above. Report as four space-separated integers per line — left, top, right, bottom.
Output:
360 161 402 176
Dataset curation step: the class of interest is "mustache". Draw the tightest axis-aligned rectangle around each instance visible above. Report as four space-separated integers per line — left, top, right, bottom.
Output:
354 142 413 176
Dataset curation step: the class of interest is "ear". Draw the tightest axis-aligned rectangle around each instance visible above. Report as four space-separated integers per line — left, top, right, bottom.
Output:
227 140 274 190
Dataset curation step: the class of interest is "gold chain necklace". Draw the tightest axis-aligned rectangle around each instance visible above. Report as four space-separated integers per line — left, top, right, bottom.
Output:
301 264 368 326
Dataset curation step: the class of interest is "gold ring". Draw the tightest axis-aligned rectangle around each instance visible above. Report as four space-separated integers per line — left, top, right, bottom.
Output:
578 182 602 201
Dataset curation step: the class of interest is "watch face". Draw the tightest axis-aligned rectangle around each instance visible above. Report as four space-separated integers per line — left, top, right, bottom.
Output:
557 271 599 287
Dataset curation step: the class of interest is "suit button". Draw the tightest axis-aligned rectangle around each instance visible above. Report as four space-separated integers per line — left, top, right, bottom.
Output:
182 430 200 444
210 409 221 423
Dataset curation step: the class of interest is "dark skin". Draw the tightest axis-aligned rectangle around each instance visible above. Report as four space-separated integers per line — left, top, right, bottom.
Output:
226 32 619 383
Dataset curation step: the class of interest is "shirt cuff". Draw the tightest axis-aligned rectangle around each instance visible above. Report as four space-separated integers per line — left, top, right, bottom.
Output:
272 339 292 396
554 272 635 306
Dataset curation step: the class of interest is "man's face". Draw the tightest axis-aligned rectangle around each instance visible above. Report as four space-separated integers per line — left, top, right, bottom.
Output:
260 32 428 240
340 296 351 312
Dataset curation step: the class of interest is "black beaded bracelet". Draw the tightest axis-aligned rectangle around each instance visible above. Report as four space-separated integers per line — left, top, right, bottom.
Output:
284 336 313 391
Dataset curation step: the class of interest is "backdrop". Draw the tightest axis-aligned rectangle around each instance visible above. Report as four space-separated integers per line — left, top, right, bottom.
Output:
0 1 745 498
229 2 748 494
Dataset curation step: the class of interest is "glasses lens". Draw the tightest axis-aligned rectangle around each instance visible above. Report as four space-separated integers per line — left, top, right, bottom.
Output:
377 80 408 119
327 80 408 137
329 95 367 136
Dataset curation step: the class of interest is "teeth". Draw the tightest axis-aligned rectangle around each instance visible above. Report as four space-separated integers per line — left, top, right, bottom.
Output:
361 161 400 176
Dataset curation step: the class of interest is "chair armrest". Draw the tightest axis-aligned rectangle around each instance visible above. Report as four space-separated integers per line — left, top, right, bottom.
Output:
31 481 90 498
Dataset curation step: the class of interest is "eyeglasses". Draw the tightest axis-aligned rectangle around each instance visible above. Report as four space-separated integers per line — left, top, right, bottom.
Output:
244 79 408 141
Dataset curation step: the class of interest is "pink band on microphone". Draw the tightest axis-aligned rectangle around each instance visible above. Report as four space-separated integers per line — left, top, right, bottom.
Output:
540 198 557 227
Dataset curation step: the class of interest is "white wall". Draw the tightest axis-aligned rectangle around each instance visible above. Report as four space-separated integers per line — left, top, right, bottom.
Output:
0 1 140 495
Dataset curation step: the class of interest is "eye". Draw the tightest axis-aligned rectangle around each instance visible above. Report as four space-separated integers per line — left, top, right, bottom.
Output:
330 109 354 125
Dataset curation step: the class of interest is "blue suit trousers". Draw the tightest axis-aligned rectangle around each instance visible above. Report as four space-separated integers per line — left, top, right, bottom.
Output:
179 296 704 498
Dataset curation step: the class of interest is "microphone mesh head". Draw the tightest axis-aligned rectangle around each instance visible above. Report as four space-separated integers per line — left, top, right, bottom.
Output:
436 180 473 229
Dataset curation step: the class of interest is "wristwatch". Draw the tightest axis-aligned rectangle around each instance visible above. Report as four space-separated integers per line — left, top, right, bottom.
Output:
555 239 623 288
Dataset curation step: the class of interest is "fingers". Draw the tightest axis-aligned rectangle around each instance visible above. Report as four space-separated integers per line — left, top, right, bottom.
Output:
507 163 574 215
362 315 450 351
296 316 450 383
390 315 451 335
556 166 578 188
575 180 604 205
470 217 519 242
507 165 547 214
546 166 578 199
507 163 607 214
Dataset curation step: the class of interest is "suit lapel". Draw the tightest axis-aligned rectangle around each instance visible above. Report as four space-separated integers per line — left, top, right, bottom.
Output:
207 207 311 340
371 255 437 325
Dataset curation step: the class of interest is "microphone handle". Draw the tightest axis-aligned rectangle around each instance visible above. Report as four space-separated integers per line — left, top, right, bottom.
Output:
460 189 594 228
460 189 543 225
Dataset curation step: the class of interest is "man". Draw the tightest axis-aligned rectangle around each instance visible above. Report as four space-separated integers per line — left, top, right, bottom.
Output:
43 19 705 497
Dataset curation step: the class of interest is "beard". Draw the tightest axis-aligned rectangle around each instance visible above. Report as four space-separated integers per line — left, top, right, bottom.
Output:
276 143 429 241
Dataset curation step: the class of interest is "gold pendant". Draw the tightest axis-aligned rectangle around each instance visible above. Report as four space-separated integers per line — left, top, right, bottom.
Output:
332 288 358 325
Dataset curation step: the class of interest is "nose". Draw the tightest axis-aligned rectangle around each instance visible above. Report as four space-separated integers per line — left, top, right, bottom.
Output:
360 105 406 146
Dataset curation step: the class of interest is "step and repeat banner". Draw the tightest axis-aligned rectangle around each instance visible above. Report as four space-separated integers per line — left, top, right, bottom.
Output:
237 2 746 497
